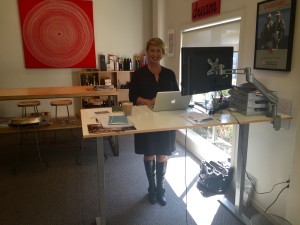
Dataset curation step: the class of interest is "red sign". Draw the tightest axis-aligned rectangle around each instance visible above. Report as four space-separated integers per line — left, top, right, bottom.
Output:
192 0 221 22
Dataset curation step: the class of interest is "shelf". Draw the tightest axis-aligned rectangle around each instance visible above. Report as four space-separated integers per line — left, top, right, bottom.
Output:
79 70 133 108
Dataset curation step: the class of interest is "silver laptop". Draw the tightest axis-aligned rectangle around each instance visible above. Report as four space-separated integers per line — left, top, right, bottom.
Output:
149 91 192 112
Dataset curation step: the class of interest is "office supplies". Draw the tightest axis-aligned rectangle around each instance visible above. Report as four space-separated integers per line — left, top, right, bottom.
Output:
108 115 128 125
149 91 192 112
181 112 213 124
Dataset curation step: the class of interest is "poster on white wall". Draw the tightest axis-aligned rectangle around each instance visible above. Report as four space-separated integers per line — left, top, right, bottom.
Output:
254 0 296 71
167 29 175 57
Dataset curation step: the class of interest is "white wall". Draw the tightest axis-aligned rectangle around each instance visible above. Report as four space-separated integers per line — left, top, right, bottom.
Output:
156 0 300 224
0 0 152 117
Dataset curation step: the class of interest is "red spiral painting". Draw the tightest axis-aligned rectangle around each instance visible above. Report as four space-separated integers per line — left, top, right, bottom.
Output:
18 0 96 68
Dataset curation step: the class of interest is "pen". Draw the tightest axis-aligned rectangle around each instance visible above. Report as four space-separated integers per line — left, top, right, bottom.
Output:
95 111 109 114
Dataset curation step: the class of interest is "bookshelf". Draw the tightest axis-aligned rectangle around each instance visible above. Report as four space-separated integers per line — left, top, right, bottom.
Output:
79 70 133 108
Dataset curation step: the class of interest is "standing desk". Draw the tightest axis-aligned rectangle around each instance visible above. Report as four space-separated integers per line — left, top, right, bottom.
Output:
80 105 292 225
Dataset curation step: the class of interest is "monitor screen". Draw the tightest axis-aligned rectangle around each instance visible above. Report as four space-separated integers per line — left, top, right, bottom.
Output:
181 47 234 96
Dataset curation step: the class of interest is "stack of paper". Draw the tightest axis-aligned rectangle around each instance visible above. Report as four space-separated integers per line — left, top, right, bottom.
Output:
181 112 213 124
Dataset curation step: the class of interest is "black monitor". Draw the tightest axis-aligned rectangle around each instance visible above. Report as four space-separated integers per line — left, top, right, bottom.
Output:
181 47 234 96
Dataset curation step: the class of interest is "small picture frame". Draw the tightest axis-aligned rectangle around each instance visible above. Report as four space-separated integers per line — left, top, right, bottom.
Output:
167 29 175 57
253 0 296 71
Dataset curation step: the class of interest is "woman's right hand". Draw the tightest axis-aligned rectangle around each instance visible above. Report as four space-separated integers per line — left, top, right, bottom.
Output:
137 97 156 106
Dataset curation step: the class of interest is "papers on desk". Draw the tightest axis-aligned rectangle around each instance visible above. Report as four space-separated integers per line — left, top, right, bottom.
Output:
181 112 213 124
87 123 136 134
87 110 136 134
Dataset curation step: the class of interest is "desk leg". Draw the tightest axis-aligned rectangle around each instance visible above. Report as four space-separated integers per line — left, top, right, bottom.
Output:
219 124 250 225
96 137 106 225
108 136 119 156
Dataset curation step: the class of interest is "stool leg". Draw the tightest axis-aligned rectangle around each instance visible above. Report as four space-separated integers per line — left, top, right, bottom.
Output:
53 106 58 142
33 125 48 170
34 106 39 116
55 106 58 122
13 126 21 174
66 105 70 117
65 105 76 139
34 126 42 162
76 138 84 165
21 107 25 117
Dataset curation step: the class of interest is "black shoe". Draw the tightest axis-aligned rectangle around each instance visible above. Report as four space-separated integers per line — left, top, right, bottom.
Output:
144 160 157 204
156 188 167 206
156 161 167 206
148 186 157 204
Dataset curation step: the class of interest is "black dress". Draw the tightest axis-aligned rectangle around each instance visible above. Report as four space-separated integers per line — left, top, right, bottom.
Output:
129 66 179 156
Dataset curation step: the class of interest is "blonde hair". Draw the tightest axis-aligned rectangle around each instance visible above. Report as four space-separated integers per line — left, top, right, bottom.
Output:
146 38 166 55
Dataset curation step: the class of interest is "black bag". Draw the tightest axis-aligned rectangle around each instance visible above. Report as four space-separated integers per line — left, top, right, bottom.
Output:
197 160 233 197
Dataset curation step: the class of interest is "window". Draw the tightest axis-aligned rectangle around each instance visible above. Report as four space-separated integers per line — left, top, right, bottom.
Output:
179 19 241 162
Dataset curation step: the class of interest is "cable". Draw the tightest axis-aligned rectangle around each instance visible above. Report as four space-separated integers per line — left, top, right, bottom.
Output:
264 185 289 213
227 108 290 193
246 172 289 194
184 128 189 225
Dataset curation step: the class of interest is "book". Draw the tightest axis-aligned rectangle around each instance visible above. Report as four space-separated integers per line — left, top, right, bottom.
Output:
108 115 128 125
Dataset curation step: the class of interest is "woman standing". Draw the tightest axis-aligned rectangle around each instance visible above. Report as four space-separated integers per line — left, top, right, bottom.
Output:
129 37 179 206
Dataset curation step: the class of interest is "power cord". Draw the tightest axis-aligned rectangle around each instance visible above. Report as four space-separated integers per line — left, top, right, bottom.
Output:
227 109 291 218
264 184 289 213
246 172 290 195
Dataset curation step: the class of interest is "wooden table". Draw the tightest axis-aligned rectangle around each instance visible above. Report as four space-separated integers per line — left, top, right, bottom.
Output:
81 106 292 225
0 85 118 101
0 86 120 155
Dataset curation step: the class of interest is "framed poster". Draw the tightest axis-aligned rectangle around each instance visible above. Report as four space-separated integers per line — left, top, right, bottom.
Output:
18 0 96 68
254 0 296 71
167 29 175 57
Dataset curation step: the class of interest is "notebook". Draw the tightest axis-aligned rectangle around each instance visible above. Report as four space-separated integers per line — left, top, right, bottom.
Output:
108 115 128 125
149 91 192 112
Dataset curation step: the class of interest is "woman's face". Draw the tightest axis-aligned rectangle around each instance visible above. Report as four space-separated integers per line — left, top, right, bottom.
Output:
147 45 163 64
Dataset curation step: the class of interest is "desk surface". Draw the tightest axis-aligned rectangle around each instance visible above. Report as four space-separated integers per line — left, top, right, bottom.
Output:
0 86 118 101
80 105 292 225
81 106 292 138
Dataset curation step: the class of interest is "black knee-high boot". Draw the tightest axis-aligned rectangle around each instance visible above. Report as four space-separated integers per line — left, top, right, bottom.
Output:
144 160 156 204
156 161 167 206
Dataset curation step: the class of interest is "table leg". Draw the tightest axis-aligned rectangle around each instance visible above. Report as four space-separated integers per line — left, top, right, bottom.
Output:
108 136 119 156
219 124 251 225
96 137 106 225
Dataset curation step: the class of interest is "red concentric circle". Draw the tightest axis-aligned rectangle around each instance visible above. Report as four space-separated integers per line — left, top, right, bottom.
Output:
22 1 94 67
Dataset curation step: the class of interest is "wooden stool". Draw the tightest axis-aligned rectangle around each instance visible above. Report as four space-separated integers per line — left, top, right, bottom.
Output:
50 99 74 142
10 116 48 174
50 99 72 121
17 100 41 117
